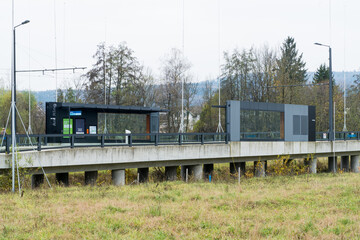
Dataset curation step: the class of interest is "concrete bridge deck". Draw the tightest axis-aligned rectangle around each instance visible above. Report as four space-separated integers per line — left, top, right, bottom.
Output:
1 140 359 172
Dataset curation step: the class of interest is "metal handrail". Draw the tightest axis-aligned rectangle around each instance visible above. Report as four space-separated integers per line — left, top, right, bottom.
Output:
0 132 228 153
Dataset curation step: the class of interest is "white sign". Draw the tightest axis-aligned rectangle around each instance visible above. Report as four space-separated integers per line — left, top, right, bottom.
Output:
89 126 97 134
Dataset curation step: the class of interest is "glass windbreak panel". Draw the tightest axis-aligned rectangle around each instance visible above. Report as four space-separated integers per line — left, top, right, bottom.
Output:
240 110 282 140
98 113 146 134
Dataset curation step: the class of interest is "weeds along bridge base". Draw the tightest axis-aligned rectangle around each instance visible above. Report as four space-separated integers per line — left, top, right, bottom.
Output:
0 138 359 188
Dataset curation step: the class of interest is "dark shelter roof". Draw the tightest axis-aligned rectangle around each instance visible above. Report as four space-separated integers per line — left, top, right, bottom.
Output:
57 102 168 114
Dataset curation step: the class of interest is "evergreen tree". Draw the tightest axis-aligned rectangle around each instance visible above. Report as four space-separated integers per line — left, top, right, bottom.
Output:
275 36 307 104
312 63 334 85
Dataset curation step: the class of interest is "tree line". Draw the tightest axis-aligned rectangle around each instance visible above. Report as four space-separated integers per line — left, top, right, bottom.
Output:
1 36 360 134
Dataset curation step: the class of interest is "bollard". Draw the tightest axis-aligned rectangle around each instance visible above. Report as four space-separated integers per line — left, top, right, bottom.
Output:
238 167 240 184
186 168 188 183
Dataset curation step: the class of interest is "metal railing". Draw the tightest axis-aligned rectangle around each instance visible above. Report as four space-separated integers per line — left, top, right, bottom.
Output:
1 130 360 154
316 131 360 141
0 132 228 153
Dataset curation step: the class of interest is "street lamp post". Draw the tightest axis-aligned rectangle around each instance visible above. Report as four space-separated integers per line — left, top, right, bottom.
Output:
314 42 333 142
11 20 30 192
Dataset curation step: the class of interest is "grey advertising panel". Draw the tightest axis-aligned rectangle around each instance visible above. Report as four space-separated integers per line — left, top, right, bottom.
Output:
227 100 241 141
285 104 308 141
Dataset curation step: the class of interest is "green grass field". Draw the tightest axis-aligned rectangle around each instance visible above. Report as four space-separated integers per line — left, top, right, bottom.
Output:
0 172 359 239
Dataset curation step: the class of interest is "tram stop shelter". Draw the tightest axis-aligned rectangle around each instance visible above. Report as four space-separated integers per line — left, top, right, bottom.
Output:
222 100 316 142
46 102 167 141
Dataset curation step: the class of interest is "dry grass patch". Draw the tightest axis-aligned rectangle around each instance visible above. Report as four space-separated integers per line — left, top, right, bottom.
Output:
0 173 359 239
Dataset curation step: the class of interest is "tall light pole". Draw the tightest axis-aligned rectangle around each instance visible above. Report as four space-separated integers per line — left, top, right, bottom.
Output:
11 20 30 192
314 42 333 141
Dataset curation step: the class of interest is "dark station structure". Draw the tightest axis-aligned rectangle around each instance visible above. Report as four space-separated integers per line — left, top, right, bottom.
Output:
46 102 166 141
225 100 316 142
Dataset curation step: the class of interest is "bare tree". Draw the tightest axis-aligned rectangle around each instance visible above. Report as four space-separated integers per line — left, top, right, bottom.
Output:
157 48 197 133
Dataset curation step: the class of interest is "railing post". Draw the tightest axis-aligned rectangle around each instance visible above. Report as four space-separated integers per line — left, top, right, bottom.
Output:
179 134 182 145
37 136 41 151
71 135 74 148
44 136 48 146
225 133 229 144
101 134 105 148
129 135 132 147
155 133 158 146
201 134 204 145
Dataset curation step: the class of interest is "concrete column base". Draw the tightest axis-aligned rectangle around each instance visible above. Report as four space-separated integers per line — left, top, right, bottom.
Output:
328 156 337 173
181 165 203 181
112 169 125 186
230 162 246 176
203 164 214 180
165 166 178 181
85 171 98 186
350 155 359 173
304 158 317 174
55 172 69 186
254 161 266 177
138 168 149 183
341 156 350 172
31 174 44 189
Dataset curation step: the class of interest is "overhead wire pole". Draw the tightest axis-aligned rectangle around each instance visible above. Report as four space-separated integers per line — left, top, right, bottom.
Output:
216 0 223 133
343 1 347 132
53 0 58 101
11 0 15 193
179 0 185 133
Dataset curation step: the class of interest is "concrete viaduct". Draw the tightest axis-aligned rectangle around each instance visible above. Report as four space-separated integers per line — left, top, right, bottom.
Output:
0 140 359 188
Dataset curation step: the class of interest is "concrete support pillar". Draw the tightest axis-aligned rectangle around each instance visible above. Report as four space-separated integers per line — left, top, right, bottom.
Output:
112 169 125 186
55 172 69 186
180 166 187 181
328 156 337 173
203 164 214 180
85 171 98 186
230 162 246 175
350 155 359 173
31 174 44 189
165 166 178 181
341 156 350 172
191 165 203 181
254 161 266 177
305 158 317 174
181 165 203 181
137 168 149 183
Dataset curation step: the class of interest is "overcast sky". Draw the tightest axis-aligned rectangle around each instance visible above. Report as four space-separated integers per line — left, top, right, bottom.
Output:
0 0 359 91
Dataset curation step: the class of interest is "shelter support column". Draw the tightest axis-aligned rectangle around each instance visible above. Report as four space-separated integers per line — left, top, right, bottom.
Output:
31 174 44 189
165 166 178 181
254 160 266 177
138 168 149 183
350 155 359 173
85 171 98 186
55 172 69 186
341 156 350 172
328 156 337 173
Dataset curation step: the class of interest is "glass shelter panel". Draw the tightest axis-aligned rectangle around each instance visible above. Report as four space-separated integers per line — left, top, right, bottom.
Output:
240 110 282 140
98 113 146 134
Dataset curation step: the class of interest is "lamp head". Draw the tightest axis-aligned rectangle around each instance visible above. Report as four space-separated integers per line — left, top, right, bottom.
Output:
21 20 30 25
